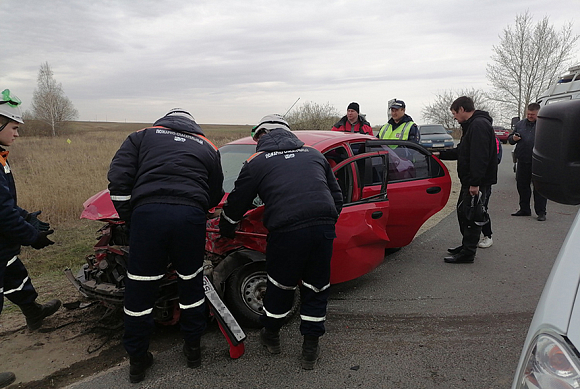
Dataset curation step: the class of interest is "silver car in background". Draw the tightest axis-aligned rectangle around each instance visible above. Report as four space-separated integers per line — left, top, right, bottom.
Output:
512 99 580 388
417 124 454 151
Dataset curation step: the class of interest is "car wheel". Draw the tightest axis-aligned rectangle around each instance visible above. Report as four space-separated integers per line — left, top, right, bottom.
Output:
224 262 300 328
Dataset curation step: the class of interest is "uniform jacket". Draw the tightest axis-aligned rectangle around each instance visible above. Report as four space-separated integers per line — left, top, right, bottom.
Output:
222 129 343 233
377 114 420 143
108 115 224 221
508 119 536 164
0 148 38 260
438 110 498 187
332 115 373 135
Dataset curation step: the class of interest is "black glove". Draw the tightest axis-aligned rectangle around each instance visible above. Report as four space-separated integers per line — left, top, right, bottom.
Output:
218 216 237 239
26 211 50 232
31 230 55 250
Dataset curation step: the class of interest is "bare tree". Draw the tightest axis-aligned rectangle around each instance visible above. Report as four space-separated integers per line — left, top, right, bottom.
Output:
422 88 497 129
285 101 341 131
487 11 579 119
30 62 78 136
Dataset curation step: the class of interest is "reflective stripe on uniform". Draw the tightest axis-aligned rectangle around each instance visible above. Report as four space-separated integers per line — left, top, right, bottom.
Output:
300 314 326 322
124 307 153 317
301 281 330 293
179 298 205 310
110 195 131 201
127 272 164 281
6 255 17 267
220 210 240 224
268 275 296 291
177 266 203 281
264 307 293 319
4 276 29 295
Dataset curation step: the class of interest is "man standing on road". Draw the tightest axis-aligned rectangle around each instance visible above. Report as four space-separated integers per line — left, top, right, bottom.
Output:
0 89 61 388
108 109 224 383
509 103 547 221
331 102 373 135
437 96 498 264
219 114 342 369
376 99 420 143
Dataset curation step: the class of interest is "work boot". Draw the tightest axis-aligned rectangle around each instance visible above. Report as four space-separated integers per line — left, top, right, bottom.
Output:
260 328 281 354
511 209 531 216
0 372 16 388
447 245 463 254
537 213 546 221
444 252 475 264
301 335 320 370
19 299 62 331
129 352 153 383
183 339 201 368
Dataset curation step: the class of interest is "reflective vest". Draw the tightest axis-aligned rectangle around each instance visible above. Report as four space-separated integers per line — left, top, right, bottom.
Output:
377 121 415 140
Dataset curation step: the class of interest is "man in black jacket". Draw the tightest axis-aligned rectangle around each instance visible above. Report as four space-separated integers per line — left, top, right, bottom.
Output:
437 96 498 263
108 109 224 383
509 103 547 221
219 114 342 369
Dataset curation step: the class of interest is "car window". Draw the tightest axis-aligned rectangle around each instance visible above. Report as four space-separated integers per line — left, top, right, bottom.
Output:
324 146 349 168
365 140 445 183
219 144 256 193
333 152 388 205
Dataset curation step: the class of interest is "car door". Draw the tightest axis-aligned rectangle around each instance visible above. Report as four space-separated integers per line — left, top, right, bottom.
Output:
365 140 451 248
329 151 390 284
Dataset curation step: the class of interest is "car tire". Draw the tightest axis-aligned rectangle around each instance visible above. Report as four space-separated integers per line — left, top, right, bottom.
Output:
224 262 300 328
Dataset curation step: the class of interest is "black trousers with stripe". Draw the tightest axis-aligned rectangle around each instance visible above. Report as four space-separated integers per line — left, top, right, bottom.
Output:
0 254 38 314
260 224 336 337
123 203 207 357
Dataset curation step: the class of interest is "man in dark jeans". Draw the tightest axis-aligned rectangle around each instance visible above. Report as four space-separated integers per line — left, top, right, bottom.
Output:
509 103 547 221
437 96 498 263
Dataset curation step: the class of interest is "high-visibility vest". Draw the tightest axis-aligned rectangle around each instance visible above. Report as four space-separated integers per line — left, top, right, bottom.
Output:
377 121 415 140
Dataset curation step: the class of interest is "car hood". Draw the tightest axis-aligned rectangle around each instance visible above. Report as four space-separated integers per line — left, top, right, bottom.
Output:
421 133 453 141
524 210 580 342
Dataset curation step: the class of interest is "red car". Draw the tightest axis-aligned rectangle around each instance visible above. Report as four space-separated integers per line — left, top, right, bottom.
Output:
205 131 451 325
494 126 510 144
73 131 451 328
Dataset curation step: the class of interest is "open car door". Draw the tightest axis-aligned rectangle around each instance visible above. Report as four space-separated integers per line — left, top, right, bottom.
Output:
365 140 451 248
329 151 390 284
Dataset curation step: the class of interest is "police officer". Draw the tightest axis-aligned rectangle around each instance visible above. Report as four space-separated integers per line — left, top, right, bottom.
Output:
376 99 420 143
108 109 224 383
218 114 342 369
1 89 60 388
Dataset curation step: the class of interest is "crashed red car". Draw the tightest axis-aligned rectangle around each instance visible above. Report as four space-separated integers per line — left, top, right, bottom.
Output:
70 130 451 329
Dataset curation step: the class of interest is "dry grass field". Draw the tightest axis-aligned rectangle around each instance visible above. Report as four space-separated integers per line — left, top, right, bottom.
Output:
5 121 251 307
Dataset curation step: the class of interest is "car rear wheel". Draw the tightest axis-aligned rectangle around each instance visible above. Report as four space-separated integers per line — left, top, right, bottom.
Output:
224 262 299 328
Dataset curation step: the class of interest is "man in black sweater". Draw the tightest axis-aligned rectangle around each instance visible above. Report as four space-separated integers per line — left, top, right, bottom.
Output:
437 96 498 263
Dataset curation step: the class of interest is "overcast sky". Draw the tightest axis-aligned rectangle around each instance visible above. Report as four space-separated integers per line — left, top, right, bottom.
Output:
1 0 579 126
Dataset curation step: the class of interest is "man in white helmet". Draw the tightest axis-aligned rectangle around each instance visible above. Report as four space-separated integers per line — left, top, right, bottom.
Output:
219 114 343 369
108 108 224 383
0 89 61 388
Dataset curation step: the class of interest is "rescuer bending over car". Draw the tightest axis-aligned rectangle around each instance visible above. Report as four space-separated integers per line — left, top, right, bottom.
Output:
218 114 342 370
108 109 224 383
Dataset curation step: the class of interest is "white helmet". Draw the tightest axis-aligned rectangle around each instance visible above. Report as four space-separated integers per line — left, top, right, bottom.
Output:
164 108 195 121
0 89 24 124
251 114 290 141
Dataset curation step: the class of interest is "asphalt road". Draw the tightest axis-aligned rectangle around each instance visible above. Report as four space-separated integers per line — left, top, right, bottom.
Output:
65 144 580 389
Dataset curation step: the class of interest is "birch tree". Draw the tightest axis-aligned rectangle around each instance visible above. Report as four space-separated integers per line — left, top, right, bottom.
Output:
30 62 78 136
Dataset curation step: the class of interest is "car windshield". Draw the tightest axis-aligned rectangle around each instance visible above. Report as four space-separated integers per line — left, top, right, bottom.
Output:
219 144 256 193
420 125 447 135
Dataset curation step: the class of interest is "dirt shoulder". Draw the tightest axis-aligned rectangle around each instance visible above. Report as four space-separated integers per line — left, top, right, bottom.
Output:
0 160 459 389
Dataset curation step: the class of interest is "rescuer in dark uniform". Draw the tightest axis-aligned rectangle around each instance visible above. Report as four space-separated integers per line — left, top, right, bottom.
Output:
0 89 61 388
108 109 224 383
218 114 342 369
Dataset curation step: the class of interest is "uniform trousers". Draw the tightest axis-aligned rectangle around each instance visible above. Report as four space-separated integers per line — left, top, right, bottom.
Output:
260 224 336 337
0 255 38 314
123 203 207 357
516 162 547 215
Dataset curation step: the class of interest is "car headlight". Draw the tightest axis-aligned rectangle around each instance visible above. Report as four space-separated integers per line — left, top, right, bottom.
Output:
515 333 580 388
